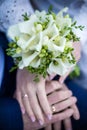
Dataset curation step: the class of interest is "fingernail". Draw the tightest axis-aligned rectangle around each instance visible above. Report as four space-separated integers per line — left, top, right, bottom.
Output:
39 120 44 125
47 114 52 120
30 116 36 122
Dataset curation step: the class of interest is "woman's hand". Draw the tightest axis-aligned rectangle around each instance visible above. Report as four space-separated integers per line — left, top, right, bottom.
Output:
15 68 53 125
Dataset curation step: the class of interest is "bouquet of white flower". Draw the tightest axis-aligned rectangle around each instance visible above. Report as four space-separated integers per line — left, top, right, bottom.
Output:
7 7 83 81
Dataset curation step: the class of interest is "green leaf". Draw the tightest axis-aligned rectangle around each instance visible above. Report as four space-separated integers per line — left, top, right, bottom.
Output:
9 66 17 72
33 75 40 82
22 13 29 21
48 5 53 14
69 65 80 79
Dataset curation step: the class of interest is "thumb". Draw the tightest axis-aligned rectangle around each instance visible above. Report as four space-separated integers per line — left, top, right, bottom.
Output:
59 68 72 84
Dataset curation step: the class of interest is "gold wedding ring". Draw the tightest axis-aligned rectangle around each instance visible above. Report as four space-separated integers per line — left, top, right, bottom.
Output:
51 105 56 113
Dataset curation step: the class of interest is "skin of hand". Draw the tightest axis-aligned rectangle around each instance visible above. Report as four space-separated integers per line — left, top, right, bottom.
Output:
44 82 80 130
22 81 76 130
15 68 53 125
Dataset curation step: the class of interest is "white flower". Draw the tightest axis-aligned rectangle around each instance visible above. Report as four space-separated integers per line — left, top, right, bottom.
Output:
7 8 77 77
48 37 66 53
8 16 38 39
30 56 41 68
19 51 39 69
47 58 74 76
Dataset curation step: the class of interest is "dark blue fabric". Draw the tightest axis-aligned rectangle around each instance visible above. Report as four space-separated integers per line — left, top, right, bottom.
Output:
0 32 23 130
0 50 16 97
0 98 23 130
65 79 87 130
0 32 8 49
0 31 16 97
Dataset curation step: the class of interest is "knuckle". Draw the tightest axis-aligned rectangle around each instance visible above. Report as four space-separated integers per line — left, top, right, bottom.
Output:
65 110 72 118
69 90 73 96
64 111 69 117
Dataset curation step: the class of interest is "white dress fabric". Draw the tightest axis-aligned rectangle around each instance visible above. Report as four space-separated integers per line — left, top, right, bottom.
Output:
0 0 34 32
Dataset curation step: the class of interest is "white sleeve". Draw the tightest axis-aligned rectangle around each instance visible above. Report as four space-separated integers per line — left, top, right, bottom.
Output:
0 0 34 33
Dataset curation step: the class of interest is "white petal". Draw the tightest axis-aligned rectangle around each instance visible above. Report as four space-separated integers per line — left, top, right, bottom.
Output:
48 37 66 52
7 24 20 40
18 60 25 69
57 7 68 18
22 51 39 67
47 59 67 76
29 32 43 51
47 57 75 76
18 15 38 34
17 35 36 50
30 56 41 68
43 22 59 39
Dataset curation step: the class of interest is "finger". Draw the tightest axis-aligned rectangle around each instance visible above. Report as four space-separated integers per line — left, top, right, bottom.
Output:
54 108 73 121
52 97 77 113
16 91 25 114
44 124 52 130
72 42 81 62
62 84 80 120
27 89 45 125
48 90 72 105
72 105 80 120
37 88 52 120
22 93 36 123
59 68 72 84
36 80 52 121
45 81 62 95
63 118 72 130
44 108 74 123
53 121 61 130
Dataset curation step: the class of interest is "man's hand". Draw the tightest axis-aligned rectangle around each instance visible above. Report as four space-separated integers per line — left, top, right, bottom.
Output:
44 82 80 130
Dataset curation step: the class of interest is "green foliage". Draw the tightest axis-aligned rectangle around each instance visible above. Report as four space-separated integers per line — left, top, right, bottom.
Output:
22 13 29 21
9 66 17 72
69 65 80 79
48 5 53 14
